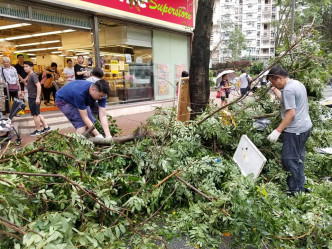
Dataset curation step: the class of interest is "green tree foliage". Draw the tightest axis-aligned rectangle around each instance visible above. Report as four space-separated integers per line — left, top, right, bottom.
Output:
227 27 247 60
249 62 264 75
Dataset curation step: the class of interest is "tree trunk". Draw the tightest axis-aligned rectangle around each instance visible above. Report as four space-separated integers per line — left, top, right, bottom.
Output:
189 0 215 120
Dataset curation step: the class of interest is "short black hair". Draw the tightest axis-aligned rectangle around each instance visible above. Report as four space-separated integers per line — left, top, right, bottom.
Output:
241 69 246 73
91 67 104 78
51 62 57 68
66 59 72 63
24 61 34 67
92 79 110 95
181 71 189 77
17 54 24 59
267 66 289 81
77 55 84 59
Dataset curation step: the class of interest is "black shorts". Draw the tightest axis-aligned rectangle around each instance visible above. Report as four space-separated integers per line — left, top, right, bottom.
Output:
28 97 41 116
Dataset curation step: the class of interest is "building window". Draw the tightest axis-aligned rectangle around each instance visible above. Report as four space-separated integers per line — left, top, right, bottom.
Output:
265 0 269 4
271 40 275 45
271 32 275 37
257 31 260 36
270 48 275 54
257 41 260 46
264 24 268 30
272 14 276 20
257 23 261 29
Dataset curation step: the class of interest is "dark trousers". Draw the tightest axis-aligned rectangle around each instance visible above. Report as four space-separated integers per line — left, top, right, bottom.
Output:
240 87 248 95
282 128 312 193
43 86 57 103
4 88 18 113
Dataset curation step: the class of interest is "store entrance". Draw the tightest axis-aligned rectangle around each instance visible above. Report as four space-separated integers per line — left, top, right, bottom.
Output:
0 19 93 114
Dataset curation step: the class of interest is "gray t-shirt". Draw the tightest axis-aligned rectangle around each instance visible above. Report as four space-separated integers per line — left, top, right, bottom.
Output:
281 79 312 133
27 73 39 98
239 73 249 89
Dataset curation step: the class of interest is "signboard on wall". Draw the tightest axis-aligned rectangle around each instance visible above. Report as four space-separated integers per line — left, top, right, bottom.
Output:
81 0 194 27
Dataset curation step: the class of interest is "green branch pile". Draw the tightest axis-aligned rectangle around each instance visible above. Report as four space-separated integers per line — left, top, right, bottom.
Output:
0 93 331 248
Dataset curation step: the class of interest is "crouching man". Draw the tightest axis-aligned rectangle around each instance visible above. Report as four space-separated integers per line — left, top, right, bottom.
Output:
55 79 111 139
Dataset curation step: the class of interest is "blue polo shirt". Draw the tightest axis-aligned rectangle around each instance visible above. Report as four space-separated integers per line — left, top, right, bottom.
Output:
55 80 106 110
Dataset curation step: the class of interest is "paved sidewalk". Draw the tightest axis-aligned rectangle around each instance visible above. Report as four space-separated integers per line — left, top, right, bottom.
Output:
10 111 155 148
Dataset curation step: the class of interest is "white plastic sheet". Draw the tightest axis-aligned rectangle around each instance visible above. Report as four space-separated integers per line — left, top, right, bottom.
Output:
233 135 267 179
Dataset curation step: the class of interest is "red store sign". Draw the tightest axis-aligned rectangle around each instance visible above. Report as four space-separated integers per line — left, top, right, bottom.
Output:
82 0 194 27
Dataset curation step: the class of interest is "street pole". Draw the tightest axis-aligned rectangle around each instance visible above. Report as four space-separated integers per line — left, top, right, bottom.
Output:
290 0 295 43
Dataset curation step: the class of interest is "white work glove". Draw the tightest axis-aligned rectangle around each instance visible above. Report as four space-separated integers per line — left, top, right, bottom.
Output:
95 134 104 139
267 129 281 142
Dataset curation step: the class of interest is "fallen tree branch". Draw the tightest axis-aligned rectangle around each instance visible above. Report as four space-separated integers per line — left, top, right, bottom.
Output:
153 169 181 188
0 229 22 240
249 112 279 119
0 170 168 248
175 175 217 201
0 216 27 235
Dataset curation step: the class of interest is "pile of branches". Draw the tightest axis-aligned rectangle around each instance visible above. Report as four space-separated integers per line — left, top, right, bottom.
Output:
0 93 331 248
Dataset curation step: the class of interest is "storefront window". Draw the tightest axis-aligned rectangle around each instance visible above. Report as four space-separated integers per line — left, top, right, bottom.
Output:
98 20 153 104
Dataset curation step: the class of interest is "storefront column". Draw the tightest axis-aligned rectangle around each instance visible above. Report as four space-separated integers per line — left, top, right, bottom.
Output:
92 15 101 68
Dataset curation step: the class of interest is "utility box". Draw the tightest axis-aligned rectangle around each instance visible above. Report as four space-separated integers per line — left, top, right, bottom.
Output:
233 135 267 179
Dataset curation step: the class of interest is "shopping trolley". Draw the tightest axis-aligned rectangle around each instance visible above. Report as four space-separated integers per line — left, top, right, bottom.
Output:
0 98 26 149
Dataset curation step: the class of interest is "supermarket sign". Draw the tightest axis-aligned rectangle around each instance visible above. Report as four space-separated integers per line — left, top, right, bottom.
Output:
81 0 194 27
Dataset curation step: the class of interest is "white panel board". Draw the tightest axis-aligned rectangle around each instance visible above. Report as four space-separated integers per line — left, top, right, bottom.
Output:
233 135 267 179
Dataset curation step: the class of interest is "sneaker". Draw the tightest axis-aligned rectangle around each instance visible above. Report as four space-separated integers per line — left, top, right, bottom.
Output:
41 127 52 134
30 130 41 136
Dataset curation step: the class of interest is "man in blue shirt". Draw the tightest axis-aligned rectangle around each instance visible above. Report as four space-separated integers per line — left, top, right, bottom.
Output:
55 79 111 138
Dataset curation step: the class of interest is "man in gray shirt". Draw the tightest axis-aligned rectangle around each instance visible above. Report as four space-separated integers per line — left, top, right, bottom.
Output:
267 66 312 195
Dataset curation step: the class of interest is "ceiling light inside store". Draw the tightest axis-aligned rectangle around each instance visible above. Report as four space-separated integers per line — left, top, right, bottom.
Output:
27 53 35 56
16 40 61 47
16 42 40 47
41 40 61 44
76 52 89 55
0 23 31 30
4 30 75 41
51 51 62 54
6 35 32 41
15 46 61 53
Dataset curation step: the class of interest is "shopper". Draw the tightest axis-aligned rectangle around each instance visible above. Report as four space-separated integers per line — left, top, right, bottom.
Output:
63 59 75 83
55 79 111 138
74 55 89 80
44 62 59 106
14 54 28 91
218 74 231 107
238 69 252 95
267 66 312 195
1 57 20 112
23 61 51 136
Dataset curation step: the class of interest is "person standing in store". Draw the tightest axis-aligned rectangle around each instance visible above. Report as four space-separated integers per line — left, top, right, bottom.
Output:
23 61 51 136
1 57 21 113
63 59 75 83
267 66 312 195
74 55 89 80
44 62 59 106
238 69 252 96
14 54 28 92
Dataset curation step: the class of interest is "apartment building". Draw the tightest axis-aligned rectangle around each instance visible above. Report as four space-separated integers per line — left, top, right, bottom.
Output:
211 0 278 64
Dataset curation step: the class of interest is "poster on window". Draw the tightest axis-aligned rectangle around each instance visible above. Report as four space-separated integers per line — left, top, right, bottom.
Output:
157 64 170 95
175 64 187 81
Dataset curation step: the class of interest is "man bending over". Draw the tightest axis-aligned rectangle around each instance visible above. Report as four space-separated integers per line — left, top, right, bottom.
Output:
55 79 111 138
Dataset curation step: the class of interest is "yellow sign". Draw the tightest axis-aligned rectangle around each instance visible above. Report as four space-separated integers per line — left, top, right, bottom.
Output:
111 60 119 74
